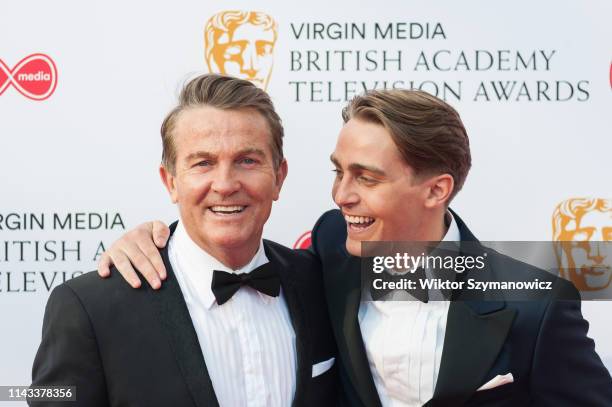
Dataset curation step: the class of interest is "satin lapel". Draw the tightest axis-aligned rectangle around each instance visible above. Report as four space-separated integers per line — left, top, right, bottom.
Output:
424 212 517 406
264 241 310 407
427 301 516 406
149 245 219 407
324 254 382 407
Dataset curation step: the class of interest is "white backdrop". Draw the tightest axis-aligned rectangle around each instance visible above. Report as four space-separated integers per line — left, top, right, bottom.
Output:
1 0 611 402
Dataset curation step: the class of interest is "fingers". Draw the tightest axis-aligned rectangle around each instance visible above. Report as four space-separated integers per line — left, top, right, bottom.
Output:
111 248 144 289
97 252 112 278
151 220 171 248
113 221 168 288
94 221 169 290
136 236 167 281
118 239 162 289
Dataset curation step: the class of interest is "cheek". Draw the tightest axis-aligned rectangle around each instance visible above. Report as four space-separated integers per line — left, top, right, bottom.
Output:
243 174 278 204
176 175 211 202
368 190 418 234
367 191 403 219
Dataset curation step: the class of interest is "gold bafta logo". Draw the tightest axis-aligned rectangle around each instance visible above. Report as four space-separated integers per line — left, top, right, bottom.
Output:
552 198 612 291
204 11 278 90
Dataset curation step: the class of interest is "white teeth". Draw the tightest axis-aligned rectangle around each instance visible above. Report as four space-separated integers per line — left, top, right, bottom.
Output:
344 215 374 224
210 205 245 213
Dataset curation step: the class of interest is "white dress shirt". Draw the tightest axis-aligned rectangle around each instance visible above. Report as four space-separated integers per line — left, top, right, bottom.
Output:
358 213 461 407
168 222 297 407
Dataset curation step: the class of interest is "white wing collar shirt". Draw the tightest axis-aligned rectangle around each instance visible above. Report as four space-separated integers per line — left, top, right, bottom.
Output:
358 212 461 407
168 221 297 407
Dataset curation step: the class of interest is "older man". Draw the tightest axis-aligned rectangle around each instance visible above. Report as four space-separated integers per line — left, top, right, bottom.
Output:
31 74 337 407
98 88 612 406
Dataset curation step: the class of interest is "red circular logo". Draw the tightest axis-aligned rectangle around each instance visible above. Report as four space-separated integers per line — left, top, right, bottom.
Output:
293 231 312 249
0 54 58 101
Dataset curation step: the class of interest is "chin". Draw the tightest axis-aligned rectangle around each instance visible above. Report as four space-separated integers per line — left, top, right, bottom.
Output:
214 236 250 249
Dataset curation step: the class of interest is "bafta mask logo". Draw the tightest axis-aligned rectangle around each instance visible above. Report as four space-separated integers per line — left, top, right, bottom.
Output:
204 11 278 90
552 198 612 291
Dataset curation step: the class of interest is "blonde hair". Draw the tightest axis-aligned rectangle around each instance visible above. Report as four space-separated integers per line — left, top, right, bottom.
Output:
342 89 471 201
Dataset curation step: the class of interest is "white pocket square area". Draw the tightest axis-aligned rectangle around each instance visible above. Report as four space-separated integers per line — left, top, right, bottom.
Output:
312 357 335 378
477 373 514 391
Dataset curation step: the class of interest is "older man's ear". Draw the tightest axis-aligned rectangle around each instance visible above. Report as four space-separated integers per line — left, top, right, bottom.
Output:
159 165 179 204
273 159 289 200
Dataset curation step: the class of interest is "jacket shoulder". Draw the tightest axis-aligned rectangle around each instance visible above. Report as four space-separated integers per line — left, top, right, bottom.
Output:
486 249 579 301
311 209 346 258
62 266 154 314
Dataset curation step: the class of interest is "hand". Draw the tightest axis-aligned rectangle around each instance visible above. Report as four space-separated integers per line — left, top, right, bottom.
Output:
97 221 170 289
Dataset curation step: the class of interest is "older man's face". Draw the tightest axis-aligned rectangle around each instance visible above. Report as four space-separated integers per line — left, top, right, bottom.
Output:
161 106 286 261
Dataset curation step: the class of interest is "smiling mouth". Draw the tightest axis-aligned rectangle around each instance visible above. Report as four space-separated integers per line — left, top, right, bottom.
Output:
344 214 375 232
208 205 247 215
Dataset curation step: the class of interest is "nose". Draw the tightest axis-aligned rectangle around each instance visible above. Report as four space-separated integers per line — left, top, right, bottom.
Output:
587 242 606 265
211 164 240 197
241 44 259 78
333 176 359 208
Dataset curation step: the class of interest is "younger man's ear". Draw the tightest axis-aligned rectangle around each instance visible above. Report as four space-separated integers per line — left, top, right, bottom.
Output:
424 173 454 209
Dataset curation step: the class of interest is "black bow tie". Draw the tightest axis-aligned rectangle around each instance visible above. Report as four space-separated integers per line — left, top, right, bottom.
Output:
370 266 429 303
211 262 281 305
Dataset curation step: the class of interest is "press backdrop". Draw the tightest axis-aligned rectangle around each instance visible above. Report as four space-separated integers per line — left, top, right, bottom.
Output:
1 0 611 400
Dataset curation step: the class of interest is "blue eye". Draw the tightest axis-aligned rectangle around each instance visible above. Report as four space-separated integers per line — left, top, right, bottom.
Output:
197 160 211 167
239 157 258 165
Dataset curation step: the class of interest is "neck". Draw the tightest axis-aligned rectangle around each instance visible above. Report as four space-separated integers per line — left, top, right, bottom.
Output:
416 210 448 242
180 225 261 270
203 241 260 270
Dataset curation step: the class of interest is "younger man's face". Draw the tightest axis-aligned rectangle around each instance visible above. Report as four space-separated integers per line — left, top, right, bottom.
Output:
331 118 432 256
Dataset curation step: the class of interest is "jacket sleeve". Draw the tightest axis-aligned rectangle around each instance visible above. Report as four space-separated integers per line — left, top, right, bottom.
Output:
530 281 612 405
30 284 109 407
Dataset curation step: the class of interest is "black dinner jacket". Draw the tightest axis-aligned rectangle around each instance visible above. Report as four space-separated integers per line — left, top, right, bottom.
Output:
31 228 337 407
311 209 612 407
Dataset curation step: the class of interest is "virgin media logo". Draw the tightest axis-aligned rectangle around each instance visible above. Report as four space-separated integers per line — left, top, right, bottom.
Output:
0 54 58 101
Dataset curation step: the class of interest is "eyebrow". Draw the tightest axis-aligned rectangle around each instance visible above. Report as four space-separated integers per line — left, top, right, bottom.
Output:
185 148 267 162
330 154 386 176
186 151 215 162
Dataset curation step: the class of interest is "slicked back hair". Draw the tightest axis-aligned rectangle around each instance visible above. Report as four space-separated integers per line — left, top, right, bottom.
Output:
342 89 471 202
161 73 284 174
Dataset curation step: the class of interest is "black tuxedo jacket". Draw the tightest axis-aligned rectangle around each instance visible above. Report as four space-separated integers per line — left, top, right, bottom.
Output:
311 209 612 407
31 237 337 407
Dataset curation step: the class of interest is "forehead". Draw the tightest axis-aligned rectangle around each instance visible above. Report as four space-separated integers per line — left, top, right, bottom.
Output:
334 118 405 167
232 23 275 42
173 106 272 155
